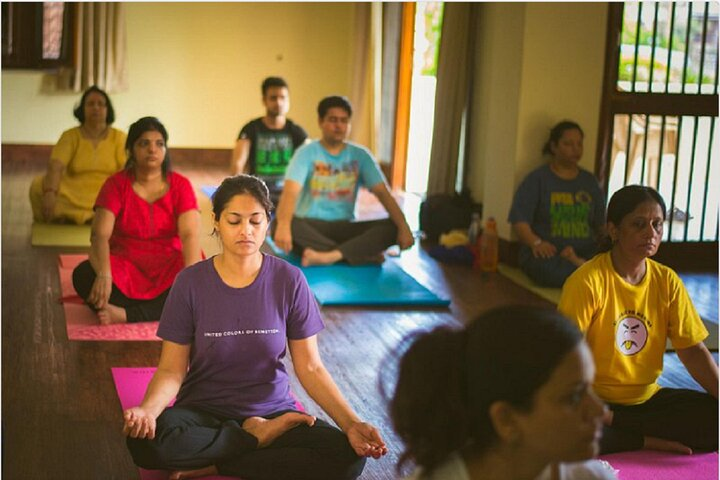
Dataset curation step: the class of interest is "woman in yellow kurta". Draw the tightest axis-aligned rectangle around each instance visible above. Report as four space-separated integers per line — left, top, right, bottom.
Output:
29 86 127 224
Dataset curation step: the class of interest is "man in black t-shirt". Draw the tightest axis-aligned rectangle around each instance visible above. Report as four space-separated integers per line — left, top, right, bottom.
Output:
231 77 308 204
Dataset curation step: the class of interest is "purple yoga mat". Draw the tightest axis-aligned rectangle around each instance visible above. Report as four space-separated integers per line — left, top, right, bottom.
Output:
600 450 718 480
59 255 160 341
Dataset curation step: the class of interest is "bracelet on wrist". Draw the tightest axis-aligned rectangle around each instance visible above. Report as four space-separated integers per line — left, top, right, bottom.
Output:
43 188 58 194
96 273 112 280
532 238 542 247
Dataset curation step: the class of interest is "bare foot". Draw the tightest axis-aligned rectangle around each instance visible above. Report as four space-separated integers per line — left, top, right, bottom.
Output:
643 435 693 455
560 246 585 267
169 466 219 480
243 412 316 448
301 248 343 267
97 304 127 325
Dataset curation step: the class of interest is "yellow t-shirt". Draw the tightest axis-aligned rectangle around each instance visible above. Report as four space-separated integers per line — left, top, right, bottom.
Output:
51 126 127 222
558 252 707 405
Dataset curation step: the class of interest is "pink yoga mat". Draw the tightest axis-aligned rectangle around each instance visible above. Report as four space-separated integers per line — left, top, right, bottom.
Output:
112 368 305 480
58 255 160 341
600 450 718 480
112 368 234 480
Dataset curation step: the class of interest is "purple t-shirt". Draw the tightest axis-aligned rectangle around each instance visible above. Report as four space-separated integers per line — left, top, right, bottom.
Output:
157 254 324 418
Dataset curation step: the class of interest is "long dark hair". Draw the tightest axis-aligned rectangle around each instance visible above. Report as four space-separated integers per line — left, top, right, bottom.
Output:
212 174 274 222
598 185 667 251
542 120 583 156
73 85 115 124
386 306 582 474
124 117 171 176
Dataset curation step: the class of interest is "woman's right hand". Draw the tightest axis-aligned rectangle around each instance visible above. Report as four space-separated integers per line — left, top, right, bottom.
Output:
123 407 157 439
532 240 557 258
87 274 112 309
41 191 57 221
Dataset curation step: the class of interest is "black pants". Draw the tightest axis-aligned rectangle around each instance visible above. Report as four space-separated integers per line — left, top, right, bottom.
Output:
600 387 718 454
280 217 398 265
127 406 366 480
72 259 169 323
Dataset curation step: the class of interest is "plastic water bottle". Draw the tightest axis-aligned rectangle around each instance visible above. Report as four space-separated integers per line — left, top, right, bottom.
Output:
468 213 482 245
479 217 498 272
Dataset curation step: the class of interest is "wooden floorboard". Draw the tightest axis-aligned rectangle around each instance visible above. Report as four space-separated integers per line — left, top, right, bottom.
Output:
1 154 712 479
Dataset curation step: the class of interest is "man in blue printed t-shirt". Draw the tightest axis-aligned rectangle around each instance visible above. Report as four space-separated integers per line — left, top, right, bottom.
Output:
272 95 414 266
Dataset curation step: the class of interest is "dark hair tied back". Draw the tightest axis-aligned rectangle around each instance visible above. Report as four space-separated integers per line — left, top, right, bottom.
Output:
124 117 171 176
73 85 115 124
388 327 469 474
542 120 583 156
598 184 667 251
212 174 274 222
388 306 582 475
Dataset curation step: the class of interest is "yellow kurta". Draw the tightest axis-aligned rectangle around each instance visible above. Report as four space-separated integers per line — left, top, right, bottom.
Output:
30 127 127 224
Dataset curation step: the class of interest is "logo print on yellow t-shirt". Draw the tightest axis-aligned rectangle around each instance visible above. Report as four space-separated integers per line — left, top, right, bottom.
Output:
615 316 648 356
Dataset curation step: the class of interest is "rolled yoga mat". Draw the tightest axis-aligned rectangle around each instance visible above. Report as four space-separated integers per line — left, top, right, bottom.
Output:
32 223 91 247
58 254 160 341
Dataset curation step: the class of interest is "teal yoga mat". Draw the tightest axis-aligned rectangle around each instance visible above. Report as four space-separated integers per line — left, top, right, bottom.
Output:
201 185 217 199
266 238 450 307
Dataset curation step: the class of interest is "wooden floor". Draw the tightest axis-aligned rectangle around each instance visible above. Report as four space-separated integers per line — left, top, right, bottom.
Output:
1 154 712 479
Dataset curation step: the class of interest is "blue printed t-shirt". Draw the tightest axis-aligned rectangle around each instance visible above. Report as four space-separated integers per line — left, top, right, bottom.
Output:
238 118 307 189
157 255 324 419
284 140 386 221
508 164 605 257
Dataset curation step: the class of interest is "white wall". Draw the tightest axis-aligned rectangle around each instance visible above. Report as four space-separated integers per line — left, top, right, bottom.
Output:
467 2 608 239
2 2 356 148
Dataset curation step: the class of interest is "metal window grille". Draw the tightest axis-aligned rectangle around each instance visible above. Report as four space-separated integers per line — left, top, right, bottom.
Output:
602 2 719 242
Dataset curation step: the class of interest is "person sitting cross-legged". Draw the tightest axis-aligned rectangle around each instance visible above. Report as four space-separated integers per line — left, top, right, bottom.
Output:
272 95 414 266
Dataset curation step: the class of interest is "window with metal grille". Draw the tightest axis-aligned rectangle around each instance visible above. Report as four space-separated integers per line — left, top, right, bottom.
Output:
598 2 719 249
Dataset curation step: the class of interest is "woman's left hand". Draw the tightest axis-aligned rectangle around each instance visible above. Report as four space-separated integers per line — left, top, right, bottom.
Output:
346 421 388 459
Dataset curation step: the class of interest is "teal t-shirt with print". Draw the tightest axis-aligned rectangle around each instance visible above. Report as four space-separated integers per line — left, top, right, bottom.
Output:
284 141 386 221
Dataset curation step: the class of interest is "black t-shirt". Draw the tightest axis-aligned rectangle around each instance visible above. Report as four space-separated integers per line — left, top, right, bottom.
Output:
238 118 308 187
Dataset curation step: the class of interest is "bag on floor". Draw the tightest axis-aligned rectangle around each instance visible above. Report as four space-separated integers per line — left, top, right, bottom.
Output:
419 191 481 243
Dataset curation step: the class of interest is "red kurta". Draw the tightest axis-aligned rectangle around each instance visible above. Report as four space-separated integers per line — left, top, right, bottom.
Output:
95 170 198 299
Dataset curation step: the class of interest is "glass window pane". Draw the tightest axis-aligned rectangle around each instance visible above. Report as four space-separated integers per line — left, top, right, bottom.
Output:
42 2 64 60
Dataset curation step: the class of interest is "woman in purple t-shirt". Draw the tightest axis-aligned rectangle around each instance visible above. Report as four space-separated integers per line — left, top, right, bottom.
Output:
123 175 387 480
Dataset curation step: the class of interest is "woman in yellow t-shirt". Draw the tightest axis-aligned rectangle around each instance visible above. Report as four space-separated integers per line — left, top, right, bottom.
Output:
29 86 127 224
559 185 718 454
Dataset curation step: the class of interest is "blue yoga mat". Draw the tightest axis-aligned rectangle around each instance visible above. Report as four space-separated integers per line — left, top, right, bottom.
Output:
201 185 217 199
266 238 450 307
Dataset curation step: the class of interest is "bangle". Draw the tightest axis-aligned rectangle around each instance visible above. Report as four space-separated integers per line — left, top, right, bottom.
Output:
43 187 58 194
97 273 112 280
532 238 542 247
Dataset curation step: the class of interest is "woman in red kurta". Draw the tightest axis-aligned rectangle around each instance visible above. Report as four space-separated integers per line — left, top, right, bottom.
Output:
72 117 202 324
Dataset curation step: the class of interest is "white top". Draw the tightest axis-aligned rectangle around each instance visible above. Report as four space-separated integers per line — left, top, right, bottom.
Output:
405 453 618 480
